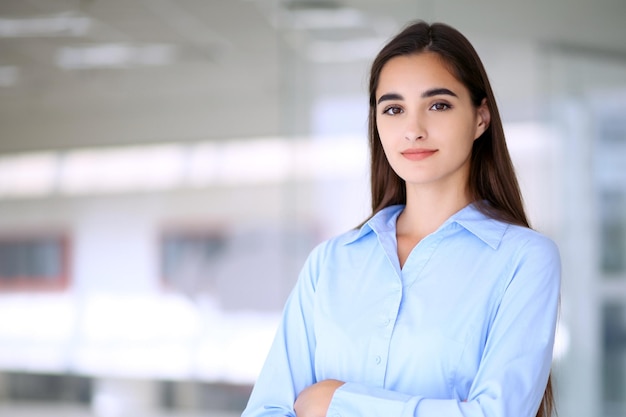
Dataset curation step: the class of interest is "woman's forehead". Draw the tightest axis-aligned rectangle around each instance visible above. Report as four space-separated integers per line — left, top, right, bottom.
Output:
376 53 467 99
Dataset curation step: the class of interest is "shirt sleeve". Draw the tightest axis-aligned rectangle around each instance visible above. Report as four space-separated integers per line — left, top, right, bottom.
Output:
326 234 561 417
241 243 323 417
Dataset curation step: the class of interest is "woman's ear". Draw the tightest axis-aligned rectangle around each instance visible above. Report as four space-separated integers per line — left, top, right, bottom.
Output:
474 98 491 140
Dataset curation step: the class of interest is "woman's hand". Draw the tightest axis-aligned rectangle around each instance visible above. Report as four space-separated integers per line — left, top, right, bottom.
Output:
294 379 345 417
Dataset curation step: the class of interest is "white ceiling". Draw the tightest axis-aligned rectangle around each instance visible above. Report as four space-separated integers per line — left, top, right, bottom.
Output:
0 0 625 154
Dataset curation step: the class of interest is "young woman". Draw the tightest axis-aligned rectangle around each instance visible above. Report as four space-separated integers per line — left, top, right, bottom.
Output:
241 21 560 417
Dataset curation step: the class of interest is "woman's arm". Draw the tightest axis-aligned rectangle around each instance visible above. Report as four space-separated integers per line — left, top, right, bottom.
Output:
293 379 345 417
241 244 323 417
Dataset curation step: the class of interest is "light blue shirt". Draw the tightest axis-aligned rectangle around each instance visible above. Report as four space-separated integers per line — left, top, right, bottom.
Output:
242 203 561 417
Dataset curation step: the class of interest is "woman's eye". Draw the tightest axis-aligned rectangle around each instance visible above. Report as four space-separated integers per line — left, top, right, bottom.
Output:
383 106 403 115
430 102 451 111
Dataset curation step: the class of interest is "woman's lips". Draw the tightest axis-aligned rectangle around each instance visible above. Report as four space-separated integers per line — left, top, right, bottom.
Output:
401 149 437 161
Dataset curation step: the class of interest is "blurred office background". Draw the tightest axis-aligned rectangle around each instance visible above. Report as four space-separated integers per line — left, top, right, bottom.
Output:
0 0 625 416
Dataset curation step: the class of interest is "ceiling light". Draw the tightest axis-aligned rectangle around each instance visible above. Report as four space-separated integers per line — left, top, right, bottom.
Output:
58 144 185 194
56 44 177 70
0 152 57 198
0 12 91 38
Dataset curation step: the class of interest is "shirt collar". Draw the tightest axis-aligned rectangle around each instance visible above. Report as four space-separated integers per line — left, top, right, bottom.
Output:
341 205 403 245
449 203 509 249
342 203 509 250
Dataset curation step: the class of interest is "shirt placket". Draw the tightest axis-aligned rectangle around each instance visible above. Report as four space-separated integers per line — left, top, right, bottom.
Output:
364 280 402 385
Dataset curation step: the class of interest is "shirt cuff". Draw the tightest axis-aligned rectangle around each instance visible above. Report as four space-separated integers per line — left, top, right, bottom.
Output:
327 382 421 417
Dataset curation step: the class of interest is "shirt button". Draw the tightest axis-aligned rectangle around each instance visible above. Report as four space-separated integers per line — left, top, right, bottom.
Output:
375 355 381 364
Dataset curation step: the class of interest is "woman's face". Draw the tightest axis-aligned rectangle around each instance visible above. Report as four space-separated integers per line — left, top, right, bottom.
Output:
375 52 489 191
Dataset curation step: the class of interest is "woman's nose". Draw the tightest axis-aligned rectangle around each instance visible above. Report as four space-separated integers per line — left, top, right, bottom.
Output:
404 119 426 141
405 132 425 141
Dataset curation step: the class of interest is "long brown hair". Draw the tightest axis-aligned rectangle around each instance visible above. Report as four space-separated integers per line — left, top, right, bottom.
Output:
366 21 554 417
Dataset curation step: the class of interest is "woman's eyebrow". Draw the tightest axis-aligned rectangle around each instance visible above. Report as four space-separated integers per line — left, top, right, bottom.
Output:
421 87 458 98
377 92 403 104
377 88 458 105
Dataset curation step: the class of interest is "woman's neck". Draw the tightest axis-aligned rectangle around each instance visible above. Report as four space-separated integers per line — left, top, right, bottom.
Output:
397 183 472 242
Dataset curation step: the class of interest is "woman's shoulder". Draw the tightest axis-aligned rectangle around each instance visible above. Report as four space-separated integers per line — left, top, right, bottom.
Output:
303 218 384 271
502 222 557 244
500 222 560 261
296 228 366 287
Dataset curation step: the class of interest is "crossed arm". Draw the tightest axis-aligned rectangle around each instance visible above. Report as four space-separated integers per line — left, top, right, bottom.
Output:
293 379 345 417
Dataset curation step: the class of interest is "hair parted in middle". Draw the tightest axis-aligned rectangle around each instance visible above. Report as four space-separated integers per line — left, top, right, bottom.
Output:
367 20 528 228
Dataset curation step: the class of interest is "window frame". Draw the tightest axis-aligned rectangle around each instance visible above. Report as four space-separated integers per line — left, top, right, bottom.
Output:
159 225 227 294
0 233 71 292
